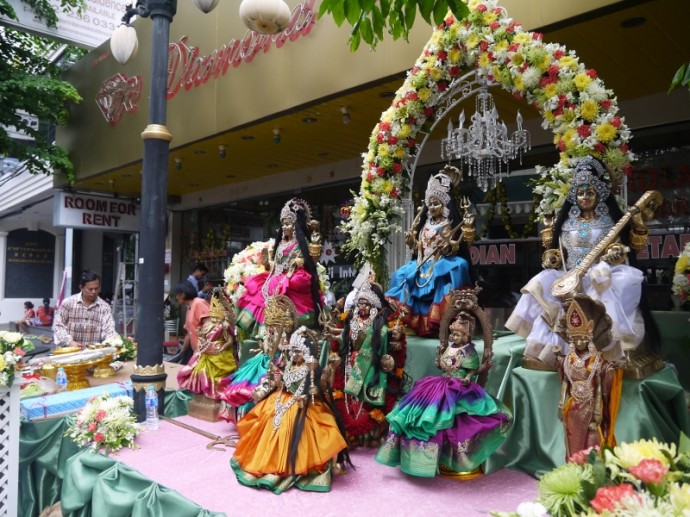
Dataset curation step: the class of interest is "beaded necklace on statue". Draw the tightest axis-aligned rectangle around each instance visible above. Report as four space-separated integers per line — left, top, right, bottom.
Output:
563 349 601 404
273 363 308 429
261 238 300 300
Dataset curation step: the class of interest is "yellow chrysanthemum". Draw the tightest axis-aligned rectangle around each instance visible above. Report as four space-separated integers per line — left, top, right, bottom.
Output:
513 75 525 91
466 33 480 50
559 55 578 70
562 128 577 149
366 150 375 162
0 356 6 371
511 53 525 66
430 31 442 46
495 40 509 52
544 83 558 99
429 68 444 81
448 47 462 64
417 88 432 102
580 99 599 122
397 124 412 138
482 12 497 25
544 110 556 122
595 123 617 143
613 438 677 468
426 55 438 67
378 143 390 157
478 52 491 68
514 33 531 45
675 255 689 273
394 147 406 159
381 180 393 194
574 72 593 91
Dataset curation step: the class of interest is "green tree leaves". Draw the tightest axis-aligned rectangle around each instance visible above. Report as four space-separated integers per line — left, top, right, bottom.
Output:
319 0 469 51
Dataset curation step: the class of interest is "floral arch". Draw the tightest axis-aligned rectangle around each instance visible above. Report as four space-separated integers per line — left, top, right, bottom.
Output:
342 0 634 280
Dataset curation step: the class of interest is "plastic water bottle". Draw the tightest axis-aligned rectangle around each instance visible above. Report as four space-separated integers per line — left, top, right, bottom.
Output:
56 367 68 393
145 385 159 431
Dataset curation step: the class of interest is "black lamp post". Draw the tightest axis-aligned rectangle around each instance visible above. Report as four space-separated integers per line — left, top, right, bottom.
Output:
110 0 291 421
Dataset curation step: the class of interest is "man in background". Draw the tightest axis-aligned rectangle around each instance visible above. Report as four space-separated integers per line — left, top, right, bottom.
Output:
53 270 119 348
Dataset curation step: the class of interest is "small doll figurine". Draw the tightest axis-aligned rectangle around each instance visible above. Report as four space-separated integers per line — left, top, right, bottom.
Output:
177 288 237 399
556 294 622 460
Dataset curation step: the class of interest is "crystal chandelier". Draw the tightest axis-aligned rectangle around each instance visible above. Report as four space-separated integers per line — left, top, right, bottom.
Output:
442 77 531 192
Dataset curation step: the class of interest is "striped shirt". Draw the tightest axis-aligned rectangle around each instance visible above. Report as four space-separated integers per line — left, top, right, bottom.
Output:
53 293 118 347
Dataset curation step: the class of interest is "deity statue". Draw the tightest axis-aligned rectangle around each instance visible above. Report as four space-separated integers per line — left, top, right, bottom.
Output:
557 294 622 459
236 198 323 338
506 155 662 370
386 165 474 336
230 326 352 494
376 288 512 477
177 288 237 400
324 279 407 446
218 295 296 424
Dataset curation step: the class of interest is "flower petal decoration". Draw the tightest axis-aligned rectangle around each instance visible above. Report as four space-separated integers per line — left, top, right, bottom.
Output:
342 0 634 279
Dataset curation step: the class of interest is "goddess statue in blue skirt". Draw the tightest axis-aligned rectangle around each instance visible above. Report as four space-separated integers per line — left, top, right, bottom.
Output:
386 165 473 336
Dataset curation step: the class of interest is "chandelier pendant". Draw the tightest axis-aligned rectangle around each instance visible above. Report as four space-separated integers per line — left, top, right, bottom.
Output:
442 73 531 192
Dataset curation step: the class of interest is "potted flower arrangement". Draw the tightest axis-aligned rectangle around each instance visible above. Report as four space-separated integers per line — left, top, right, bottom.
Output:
492 435 690 516
66 393 140 454
0 330 35 388
672 242 690 311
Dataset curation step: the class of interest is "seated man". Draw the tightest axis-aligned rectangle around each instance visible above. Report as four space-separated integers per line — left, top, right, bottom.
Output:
17 297 54 334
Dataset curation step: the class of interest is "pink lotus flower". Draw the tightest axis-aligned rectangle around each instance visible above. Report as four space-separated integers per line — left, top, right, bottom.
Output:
590 483 636 513
629 459 669 485
93 432 105 444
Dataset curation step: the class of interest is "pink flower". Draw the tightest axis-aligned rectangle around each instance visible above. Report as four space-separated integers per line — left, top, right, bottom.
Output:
629 459 669 485
577 125 591 138
376 167 386 177
87 422 97 433
387 135 398 145
13 347 26 356
611 116 622 128
590 484 636 513
95 409 107 422
390 188 399 199
437 50 447 61
568 446 599 465
392 163 402 174
93 432 105 444
600 99 612 110
489 21 500 31
475 4 487 12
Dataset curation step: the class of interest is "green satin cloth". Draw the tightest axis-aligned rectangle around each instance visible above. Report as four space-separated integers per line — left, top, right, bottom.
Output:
484 366 690 477
652 311 690 390
404 331 524 397
60 450 223 516
19 389 194 517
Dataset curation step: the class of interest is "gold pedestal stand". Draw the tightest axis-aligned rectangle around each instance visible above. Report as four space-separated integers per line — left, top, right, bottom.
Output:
187 393 222 422
92 353 116 378
439 464 484 480
62 359 99 391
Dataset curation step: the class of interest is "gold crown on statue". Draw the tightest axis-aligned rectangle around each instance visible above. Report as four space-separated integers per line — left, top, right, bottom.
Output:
264 295 297 330
209 289 235 325
566 298 594 340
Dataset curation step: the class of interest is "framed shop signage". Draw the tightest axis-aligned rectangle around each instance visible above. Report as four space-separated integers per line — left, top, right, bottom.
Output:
53 191 139 232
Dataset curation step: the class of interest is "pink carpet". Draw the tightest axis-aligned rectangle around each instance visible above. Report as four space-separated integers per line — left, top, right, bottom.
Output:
115 415 537 516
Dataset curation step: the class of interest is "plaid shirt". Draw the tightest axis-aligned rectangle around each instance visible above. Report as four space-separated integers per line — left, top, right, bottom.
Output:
53 293 118 347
